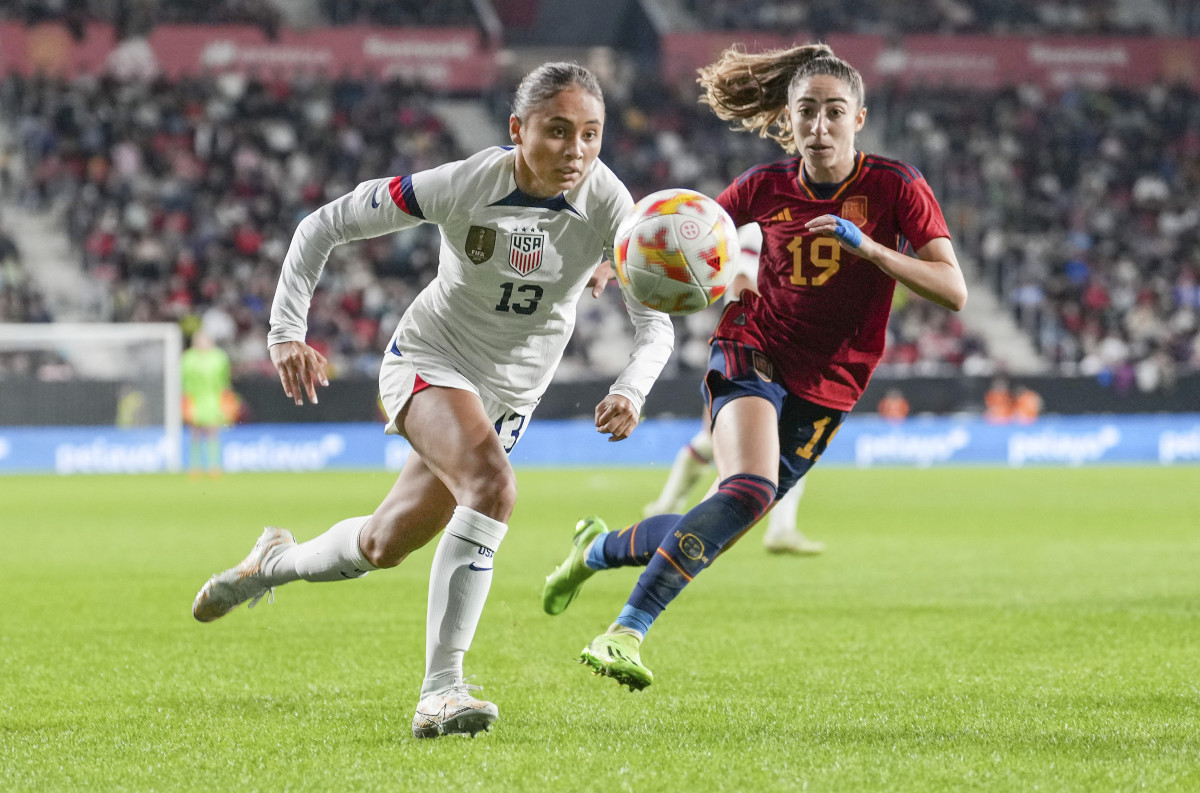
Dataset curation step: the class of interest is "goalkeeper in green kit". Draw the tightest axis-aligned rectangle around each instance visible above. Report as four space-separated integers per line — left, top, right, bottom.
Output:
181 331 235 477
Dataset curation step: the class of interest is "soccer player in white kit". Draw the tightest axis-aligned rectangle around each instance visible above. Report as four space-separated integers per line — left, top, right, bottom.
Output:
191 63 674 739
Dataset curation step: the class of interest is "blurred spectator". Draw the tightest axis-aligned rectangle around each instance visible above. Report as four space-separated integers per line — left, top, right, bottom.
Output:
0 218 52 323
984 377 1014 423
877 388 910 422
1012 385 1043 423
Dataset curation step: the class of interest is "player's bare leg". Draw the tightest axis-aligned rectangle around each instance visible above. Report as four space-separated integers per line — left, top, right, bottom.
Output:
359 453 458 567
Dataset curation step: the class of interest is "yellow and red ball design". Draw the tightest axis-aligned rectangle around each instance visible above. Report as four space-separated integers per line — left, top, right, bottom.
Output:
614 189 737 315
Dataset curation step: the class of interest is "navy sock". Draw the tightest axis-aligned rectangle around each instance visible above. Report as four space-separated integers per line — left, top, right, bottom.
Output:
596 515 679 568
617 473 777 635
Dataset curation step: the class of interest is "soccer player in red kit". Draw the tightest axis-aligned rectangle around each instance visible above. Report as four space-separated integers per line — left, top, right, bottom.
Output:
543 42 969 690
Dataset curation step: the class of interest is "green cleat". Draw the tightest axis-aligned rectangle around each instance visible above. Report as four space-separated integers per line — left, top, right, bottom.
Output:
579 631 653 691
542 516 607 615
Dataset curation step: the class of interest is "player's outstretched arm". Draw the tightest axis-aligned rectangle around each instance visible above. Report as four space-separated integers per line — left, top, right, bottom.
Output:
270 340 329 406
805 214 967 312
595 393 638 442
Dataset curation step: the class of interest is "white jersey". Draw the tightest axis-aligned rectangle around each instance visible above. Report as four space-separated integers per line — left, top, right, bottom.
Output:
270 146 674 413
725 222 763 305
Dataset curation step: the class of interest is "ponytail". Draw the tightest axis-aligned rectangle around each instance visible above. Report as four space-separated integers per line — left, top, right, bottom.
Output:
697 43 864 152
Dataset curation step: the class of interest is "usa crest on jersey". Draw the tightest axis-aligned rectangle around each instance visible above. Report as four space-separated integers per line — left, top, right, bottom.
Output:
509 231 545 275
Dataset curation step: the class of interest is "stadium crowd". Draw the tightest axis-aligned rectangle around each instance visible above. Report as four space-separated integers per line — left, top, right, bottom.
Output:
0 218 50 324
681 0 1188 36
1 68 998 380
5 0 282 38
1 72 461 377
319 0 477 27
874 82 1200 386
5 0 484 32
9 0 1193 36
1 3 1198 388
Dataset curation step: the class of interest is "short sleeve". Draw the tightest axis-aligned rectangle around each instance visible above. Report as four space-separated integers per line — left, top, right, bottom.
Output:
894 176 950 252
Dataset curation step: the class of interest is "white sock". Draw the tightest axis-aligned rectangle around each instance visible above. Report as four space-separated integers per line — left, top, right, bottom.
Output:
764 479 806 542
654 430 713 509
421 506 508 696
263 516 376 584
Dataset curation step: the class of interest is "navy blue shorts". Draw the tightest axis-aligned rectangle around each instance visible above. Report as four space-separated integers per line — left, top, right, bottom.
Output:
703 339 847 498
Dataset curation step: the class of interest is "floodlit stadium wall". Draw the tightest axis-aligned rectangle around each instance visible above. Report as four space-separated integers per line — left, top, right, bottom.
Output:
2 415 1198 475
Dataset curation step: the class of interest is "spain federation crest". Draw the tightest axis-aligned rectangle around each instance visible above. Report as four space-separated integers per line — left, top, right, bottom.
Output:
508 231 546 276
841 196 868 227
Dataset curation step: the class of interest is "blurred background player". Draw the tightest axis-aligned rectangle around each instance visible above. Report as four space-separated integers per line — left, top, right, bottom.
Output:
180 330 233 478
190 62 674 738
545 42 967 691
643 222 825 555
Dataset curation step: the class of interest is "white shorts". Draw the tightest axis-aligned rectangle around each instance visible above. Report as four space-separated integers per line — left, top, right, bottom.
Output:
378 346 532 454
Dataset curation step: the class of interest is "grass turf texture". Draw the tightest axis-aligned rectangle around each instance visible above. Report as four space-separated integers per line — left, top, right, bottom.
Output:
1 467 1198 792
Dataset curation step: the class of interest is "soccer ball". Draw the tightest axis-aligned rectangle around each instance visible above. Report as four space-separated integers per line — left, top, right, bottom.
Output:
613 188 738 315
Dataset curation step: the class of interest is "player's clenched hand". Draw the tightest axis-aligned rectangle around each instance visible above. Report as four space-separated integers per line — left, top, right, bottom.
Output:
595 394 638 442
587 259 615 298
270 341 329 406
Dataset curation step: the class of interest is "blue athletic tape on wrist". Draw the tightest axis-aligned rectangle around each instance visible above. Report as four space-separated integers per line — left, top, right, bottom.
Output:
832 215 863 248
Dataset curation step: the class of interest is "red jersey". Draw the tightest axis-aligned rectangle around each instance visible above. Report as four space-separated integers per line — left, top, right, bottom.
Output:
714 151 950 411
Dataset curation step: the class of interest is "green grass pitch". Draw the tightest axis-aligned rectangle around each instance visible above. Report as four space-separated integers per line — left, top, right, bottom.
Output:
2 466 1198 792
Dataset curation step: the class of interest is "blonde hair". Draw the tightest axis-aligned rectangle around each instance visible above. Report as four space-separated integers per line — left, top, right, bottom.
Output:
697 43 865 153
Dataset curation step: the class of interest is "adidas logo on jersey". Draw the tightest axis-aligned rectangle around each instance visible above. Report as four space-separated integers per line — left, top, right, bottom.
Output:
769 208 793 222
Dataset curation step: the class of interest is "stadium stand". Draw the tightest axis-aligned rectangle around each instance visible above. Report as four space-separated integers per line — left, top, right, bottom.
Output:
1 1 1198 399
0 68 998 379
0 72 461 378
873 82 1200 382
679 0 1181 35
0 215 51 324
318 0 478 27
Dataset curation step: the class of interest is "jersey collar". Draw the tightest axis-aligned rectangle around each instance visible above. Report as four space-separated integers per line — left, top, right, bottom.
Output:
495 145 583 215
489 188 581 215
797 150 865 201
